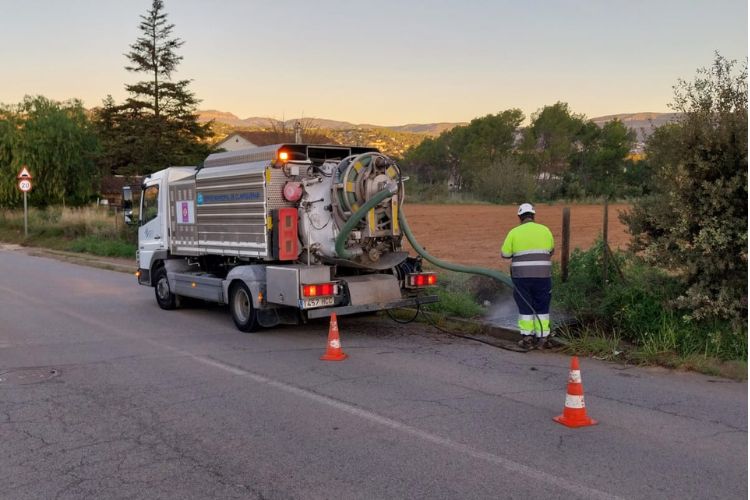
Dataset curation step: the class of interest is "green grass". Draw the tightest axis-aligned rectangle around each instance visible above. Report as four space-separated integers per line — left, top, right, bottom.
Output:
557 324 747 380
557 325 625 362
421 272 487 318
65 236 136 258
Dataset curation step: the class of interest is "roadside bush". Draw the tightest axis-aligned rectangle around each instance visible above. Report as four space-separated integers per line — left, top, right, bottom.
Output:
621 54 748 330
552 240 746 362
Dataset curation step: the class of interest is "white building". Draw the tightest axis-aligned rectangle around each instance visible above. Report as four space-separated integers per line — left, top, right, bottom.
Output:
213 131 277 152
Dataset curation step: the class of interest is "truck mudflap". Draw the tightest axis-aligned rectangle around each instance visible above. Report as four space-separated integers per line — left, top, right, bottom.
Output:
306 295 439 319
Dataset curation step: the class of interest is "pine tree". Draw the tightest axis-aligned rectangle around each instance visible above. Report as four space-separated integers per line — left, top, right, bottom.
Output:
115 0 213 174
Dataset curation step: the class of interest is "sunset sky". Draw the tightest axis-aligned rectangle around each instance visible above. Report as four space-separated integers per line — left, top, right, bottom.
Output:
1 0 747 125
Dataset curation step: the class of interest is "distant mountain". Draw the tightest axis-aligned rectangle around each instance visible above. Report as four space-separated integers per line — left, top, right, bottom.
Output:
589 112 680 141
198 111 276 128
197 110 466 136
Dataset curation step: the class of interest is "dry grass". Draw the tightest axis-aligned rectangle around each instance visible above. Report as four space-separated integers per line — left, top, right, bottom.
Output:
0 205 136 257
0 206 122 238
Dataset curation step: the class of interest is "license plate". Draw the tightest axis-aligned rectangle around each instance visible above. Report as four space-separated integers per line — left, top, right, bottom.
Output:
300 296 335 309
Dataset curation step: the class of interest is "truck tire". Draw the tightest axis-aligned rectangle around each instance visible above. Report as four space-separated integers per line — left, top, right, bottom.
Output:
230 282 259 332
154 267 179 310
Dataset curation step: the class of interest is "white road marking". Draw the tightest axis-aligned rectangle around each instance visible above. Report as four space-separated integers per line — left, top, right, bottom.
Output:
164 346 626 500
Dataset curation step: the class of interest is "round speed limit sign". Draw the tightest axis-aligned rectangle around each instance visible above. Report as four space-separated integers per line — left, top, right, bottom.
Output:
18 179 32 193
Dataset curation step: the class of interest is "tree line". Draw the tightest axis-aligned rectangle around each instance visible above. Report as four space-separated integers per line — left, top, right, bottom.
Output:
399 103 649 203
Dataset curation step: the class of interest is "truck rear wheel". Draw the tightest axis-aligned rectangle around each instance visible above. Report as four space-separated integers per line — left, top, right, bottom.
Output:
154 267 179 310
230 283 259 332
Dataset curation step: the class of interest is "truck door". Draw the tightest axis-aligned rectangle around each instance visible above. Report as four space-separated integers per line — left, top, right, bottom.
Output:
139 180 165 271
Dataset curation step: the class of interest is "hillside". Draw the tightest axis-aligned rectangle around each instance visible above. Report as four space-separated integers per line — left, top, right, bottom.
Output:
201 109 678 155
197 111 467 136
208 125 427 157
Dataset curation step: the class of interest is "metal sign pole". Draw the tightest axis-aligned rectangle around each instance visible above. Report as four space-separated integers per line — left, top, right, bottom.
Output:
24 191 28 239
17 166 32 238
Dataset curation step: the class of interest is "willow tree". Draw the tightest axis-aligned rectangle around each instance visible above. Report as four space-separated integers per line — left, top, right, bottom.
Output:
0 96 100 207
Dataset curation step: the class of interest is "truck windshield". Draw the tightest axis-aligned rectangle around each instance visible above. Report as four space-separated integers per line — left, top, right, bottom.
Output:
142 185 159 224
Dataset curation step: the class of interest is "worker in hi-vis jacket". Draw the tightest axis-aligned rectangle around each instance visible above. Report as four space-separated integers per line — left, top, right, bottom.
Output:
501 203 555 349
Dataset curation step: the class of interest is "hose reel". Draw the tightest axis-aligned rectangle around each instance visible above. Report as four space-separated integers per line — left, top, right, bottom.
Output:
331 152 403 235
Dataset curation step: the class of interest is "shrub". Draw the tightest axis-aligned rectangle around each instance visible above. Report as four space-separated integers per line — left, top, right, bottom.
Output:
471 157 536 205
621 54 748 330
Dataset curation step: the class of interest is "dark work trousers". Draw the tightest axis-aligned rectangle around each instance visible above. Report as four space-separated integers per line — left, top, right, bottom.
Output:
512 277 553 337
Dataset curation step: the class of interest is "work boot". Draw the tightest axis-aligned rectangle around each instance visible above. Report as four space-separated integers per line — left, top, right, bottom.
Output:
518 336 535 350
536 337 549 349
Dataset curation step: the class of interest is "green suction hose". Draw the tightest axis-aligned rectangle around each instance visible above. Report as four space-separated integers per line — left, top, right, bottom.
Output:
335 185 397 259
398 209 514 289
333 183 513 289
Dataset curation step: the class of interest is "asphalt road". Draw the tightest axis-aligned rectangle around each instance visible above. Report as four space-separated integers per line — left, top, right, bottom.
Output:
0 248 747 500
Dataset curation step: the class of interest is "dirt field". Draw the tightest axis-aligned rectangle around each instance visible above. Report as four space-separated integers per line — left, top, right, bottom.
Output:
401 203 632 270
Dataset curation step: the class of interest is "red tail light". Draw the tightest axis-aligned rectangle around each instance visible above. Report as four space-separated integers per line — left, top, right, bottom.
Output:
302 283 337 297
406 273 437 288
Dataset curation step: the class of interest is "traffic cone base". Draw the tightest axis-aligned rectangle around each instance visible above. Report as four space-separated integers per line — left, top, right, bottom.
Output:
321 313 348 361
553 357 597 428
553 414 597 428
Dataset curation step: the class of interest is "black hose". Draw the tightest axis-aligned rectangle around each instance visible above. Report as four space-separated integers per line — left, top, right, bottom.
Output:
417 307 531 352
386 305 420 324
385 298 530 353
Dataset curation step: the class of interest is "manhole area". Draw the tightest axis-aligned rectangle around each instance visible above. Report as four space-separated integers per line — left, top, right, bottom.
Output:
0 368 59 386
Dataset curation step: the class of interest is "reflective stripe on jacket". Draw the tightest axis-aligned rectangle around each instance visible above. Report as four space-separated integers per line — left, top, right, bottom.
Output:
501 221 555 278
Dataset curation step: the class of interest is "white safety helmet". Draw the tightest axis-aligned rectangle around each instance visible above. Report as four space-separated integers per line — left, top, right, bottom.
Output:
517 203 535 216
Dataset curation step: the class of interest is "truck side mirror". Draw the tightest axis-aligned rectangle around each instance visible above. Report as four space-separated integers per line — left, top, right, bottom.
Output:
122 186 138 226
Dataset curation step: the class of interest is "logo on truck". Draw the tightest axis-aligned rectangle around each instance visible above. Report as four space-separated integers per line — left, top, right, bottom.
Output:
176 201 195 224
197 192 261 203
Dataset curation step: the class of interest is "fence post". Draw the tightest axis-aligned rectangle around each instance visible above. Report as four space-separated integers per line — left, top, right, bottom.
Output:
561 207 570 283
602 199 609 287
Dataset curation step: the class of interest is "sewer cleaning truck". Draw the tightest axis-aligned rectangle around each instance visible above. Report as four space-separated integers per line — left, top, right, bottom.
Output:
123 143 440 332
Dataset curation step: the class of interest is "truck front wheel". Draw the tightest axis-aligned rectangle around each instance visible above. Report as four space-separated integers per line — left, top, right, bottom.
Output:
230 283 259 332
154 267 179 310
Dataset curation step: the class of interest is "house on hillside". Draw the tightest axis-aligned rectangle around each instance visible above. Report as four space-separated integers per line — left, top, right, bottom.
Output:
214 129 338 152
214 131 272 152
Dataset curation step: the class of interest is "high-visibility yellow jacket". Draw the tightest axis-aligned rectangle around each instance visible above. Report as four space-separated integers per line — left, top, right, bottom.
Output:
501 221 555 278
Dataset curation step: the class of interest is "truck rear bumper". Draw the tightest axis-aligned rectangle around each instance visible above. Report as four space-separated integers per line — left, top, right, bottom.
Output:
306 295 439 319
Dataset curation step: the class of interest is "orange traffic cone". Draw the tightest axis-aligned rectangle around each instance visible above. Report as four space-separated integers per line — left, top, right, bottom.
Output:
553 357 597 427
321 313 348 361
